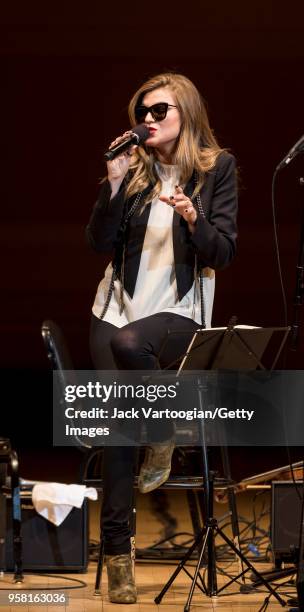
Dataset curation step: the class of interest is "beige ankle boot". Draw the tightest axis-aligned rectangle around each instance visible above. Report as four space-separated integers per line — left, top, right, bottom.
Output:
138 440 175 494
105 553 137 604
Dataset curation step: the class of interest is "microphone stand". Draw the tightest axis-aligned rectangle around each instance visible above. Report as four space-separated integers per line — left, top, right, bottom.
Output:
287 176 304 612
249 160 304 610
290 177 304 351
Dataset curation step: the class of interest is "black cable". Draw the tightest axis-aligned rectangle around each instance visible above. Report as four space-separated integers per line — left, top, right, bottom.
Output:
214 508 270 561
148 531 195 549
272 168 288 329
0 573 87 591
257 576 294 612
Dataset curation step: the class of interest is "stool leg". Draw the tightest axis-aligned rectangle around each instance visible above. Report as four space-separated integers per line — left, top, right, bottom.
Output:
94 537 104 595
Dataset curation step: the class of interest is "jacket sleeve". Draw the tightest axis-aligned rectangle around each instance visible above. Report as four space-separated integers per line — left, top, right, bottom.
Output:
86 179 127 252
189 152 238 269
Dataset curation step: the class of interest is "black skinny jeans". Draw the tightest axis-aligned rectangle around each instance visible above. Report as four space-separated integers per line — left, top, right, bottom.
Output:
90 311 199 555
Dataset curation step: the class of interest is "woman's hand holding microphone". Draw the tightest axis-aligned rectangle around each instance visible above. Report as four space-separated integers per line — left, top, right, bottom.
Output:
107 131 137 198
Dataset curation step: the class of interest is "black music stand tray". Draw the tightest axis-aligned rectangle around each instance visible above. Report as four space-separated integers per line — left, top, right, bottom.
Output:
154 319 290 611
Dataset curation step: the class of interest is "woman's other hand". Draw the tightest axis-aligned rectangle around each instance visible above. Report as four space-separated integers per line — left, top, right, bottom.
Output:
159 185 197 232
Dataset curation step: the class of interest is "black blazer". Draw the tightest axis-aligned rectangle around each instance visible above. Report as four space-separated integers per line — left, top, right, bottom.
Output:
86 151 238 301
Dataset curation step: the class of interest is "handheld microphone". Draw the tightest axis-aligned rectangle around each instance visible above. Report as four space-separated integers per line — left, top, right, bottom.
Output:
104 124 150 161
276 134 304 171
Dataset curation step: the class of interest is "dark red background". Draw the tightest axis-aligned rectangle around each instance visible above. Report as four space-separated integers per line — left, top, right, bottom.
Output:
1 2 304 476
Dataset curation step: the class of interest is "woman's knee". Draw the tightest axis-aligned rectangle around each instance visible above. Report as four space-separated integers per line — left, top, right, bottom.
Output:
110 328 142 367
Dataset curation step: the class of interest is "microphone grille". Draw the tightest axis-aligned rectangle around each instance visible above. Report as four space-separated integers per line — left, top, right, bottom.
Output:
131 124 150 144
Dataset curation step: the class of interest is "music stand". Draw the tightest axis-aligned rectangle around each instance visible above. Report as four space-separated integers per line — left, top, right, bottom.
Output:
154 319 290 611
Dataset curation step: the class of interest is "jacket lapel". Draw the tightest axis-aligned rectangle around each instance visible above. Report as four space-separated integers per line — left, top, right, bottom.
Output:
172 174 196 300
123 188 152 298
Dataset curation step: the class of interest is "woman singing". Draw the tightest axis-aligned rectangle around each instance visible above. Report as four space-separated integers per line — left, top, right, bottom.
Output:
87 72 238 603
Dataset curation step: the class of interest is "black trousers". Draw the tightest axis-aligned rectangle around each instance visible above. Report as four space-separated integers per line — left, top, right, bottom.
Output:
90 312 199 555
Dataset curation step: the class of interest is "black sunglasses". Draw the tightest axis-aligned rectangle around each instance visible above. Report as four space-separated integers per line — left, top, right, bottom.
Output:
135 102 177 123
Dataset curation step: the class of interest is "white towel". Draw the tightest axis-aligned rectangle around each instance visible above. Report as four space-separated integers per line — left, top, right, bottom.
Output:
32 482 98 526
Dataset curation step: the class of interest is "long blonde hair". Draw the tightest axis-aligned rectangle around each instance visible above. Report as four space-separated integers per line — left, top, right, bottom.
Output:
126 72 224 203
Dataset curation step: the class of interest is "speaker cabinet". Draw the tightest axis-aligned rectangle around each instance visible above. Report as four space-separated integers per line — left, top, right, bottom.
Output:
4 491 89 572
271 480 303 564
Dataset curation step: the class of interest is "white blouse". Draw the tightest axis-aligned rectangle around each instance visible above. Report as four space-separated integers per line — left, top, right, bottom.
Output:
92 162 215 328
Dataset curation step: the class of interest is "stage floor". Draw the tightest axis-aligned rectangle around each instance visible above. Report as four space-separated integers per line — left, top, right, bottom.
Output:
1 488 297 611
0 563 294 611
